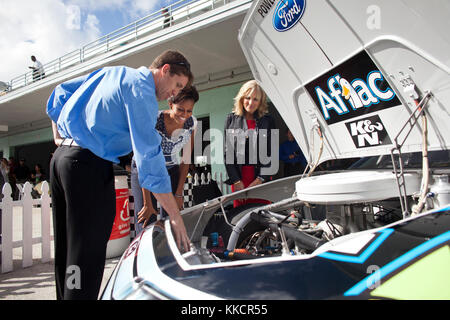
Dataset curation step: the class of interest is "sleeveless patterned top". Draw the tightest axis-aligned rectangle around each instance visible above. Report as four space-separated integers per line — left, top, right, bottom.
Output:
156 111 197 168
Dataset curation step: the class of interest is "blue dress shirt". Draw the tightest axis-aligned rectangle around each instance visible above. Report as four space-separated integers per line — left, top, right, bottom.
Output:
46 66 171 194
279 140 307 166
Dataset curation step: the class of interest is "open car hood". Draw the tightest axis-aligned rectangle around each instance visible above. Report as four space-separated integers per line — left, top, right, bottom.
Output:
238 0 450 163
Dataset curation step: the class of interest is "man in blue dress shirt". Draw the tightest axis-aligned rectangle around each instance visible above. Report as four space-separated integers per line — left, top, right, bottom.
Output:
46 50 193 300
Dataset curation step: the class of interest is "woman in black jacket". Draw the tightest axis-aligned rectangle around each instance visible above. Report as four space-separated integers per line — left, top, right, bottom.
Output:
224 80 275 207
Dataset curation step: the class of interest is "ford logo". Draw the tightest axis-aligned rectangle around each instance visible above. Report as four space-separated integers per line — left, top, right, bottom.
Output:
273 0 306 32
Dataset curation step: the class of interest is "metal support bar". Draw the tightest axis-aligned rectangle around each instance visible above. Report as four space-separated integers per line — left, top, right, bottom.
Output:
390 91 432 217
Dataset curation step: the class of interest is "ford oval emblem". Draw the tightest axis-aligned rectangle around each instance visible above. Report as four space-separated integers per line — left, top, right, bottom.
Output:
273 0 306 32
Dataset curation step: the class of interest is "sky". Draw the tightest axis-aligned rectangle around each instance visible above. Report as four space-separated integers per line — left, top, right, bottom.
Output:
0 0 182 82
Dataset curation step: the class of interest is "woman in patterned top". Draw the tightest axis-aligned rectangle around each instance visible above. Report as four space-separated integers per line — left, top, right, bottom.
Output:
131 85 199 234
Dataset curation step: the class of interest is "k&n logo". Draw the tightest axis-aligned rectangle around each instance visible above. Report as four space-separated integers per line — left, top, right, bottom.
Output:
345 115 391 148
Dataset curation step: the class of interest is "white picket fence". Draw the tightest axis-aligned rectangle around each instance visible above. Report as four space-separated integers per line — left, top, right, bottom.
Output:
192 171 230 195
0 172 230 274
0 181 52 274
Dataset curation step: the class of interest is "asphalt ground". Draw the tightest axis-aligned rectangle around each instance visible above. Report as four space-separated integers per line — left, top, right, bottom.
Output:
0 256 119 300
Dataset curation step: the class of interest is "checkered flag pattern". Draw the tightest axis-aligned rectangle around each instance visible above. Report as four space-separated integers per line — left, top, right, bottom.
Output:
183 176 194 208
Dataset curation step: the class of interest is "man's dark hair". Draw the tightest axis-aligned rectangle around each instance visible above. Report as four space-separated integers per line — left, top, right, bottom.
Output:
169 85 199 104
151 50 193 85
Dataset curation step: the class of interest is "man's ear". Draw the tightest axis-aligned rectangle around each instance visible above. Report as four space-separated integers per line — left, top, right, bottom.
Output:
161 63 171 75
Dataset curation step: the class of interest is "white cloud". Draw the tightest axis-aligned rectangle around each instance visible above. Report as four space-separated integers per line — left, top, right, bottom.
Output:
130 0 163 16
73 0 163 17
0 0 169 82
71 0 130 11
0 0 103 82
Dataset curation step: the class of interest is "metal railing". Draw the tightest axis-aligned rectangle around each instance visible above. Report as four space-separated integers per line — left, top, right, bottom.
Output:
3 0 234 93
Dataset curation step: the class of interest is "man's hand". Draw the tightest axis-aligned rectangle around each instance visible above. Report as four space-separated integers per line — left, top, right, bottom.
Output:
169 213 190 253
137 205 158 227
152 192 191 252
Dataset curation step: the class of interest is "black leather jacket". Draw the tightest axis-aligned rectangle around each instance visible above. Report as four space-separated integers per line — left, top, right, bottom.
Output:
223 112 275 184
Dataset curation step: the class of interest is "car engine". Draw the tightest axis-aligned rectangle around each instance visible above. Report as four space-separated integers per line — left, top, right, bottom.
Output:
201 154 449 262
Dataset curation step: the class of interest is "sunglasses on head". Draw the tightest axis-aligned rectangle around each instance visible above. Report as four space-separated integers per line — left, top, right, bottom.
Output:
170 61 191 71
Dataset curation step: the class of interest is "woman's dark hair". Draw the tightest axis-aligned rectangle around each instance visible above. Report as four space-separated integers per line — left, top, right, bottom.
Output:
169 85 199 105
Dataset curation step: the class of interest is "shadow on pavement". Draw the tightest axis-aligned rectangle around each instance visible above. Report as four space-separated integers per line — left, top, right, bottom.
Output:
0 259 55 300
0 257 119 300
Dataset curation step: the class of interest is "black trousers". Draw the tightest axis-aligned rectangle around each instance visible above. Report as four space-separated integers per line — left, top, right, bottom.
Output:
50 145 115 300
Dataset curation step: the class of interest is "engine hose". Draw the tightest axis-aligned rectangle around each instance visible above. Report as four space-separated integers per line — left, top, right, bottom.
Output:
226 198 303 251
306 125 324 178
280 225 327 251
250 211 326 251
250 210 279 225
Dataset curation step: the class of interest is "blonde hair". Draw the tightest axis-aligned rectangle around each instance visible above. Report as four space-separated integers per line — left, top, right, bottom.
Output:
232 80 268 118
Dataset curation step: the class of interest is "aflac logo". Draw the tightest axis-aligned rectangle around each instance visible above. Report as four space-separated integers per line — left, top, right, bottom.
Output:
316 71 396 121
273 0 306 32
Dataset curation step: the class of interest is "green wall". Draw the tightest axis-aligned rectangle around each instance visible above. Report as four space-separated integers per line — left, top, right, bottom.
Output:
195 82 244 179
